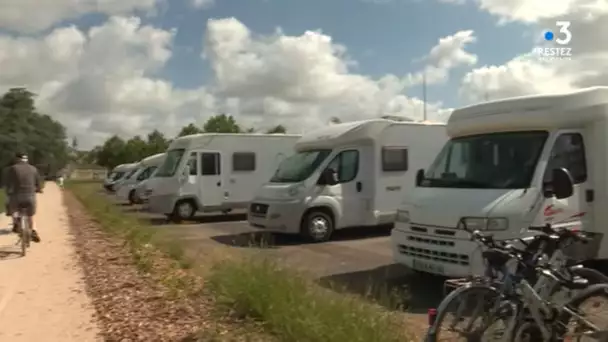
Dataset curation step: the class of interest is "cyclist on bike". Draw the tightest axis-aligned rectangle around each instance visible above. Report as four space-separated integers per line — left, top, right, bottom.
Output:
4 153 42 242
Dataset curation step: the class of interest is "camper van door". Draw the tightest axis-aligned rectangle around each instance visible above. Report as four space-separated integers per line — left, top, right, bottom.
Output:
319 147 367 227
198 151 223 207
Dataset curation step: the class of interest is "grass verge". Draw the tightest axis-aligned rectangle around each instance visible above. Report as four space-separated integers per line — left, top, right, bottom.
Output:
67 182 413 342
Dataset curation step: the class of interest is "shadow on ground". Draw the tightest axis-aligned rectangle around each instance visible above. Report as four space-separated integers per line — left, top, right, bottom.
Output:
146 213 248 226
211 224 393 249
318 263 445 314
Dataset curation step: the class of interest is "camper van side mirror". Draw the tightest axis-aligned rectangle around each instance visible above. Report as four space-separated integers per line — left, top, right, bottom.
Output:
549 168 574 199
415 169 425 187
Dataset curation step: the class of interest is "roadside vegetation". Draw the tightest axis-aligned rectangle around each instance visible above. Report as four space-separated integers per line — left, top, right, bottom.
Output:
68 181 413 342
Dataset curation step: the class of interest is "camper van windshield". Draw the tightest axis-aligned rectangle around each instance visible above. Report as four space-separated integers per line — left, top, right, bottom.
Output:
422 131 548 189
125 168 139 180
112 172 125 181
155 149 186 177
270 149 332 183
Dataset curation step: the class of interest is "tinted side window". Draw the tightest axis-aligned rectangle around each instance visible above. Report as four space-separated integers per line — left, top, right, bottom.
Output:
232 152 256 171
325 150 359 183
544 133 587 184
201 152 221 175
187 152 198 175
382 147 408 172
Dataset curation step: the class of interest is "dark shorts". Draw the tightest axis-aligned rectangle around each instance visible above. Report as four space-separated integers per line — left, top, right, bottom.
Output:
7 194 36 216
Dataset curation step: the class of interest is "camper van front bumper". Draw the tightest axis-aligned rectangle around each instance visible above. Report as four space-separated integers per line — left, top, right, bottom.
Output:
248 200 304 233
148 194 176 214
390 228 484 277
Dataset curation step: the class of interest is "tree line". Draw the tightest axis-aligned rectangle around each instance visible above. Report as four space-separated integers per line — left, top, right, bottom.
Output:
0 88 70 180
84 114 289 169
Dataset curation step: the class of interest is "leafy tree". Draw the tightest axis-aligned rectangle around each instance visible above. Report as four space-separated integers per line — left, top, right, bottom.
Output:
178 123 203 137
0 88 69 178
329 117 341 124
145 129 169 155
203 114 241 133
96 135 127 169
266 125 287 134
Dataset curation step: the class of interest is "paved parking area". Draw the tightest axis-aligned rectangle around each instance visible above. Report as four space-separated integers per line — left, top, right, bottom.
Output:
115 199 446 317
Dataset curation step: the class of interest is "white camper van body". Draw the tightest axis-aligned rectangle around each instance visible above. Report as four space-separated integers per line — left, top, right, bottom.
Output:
391 87 608 277
147 133 301 220
133 167 160 204
248 119 448 242
104 163 137 192
116 153 166 203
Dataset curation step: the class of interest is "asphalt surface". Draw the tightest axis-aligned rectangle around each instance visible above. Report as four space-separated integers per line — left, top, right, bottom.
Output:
114 196 446 316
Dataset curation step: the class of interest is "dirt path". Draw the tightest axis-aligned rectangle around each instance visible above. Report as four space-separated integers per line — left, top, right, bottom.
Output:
0 183 101 341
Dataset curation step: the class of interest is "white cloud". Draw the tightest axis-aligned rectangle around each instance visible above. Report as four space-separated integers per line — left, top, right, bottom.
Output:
459 1 608 104
406 30 478 86
0 16 215 148
0 0 164 33
192 0 215 9
203 17 458 133
0 14 476 147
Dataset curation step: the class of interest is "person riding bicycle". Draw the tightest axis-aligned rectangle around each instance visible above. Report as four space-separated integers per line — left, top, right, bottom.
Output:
3 153 42 242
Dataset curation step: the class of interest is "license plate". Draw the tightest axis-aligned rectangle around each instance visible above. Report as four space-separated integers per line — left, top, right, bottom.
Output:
412 259 445 274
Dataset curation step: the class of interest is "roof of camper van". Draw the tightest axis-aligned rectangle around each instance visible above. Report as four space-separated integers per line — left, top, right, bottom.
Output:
295 119 445 151
113 163 137 171
139 152 165 166
168 132 302 150
448 86 608 137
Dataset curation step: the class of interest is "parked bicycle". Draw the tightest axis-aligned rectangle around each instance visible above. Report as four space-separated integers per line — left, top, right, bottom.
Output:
426 222 608 341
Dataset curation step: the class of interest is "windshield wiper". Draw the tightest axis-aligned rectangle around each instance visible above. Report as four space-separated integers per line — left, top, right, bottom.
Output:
424 178 492 188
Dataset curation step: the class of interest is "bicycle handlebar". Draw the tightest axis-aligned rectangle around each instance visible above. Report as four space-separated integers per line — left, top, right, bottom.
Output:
528 224 590 244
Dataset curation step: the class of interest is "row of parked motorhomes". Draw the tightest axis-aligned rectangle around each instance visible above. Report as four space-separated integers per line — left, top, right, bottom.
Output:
104 87 608 277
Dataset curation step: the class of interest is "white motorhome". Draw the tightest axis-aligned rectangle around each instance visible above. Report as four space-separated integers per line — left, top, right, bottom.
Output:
391 87 608 278
248 119 447 242
116 153 166 204
104 163 137 192
146 133 301 221
132 167 160 204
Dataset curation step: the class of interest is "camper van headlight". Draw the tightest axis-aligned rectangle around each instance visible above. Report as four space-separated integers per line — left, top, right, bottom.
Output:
395 210 410 223
458 217 508 231
286 184 304 198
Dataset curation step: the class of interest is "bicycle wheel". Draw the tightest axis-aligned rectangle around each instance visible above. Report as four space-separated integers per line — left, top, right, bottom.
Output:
20 214 29 256
426 284 503 341
558 283 608 341
547 267 608 308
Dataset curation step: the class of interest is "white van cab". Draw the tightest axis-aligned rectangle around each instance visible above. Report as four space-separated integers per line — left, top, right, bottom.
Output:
116 153 166 204
103 163 137 192
248 119 447 242
391 87 608 277
146 133 301 222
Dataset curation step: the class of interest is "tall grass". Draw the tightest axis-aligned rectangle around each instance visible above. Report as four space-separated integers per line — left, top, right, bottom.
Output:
67 182 413 342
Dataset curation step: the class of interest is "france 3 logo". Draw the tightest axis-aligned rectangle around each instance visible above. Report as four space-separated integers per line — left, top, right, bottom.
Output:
534 21 573 61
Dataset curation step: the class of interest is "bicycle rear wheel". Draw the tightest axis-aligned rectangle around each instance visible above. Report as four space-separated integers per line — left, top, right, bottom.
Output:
20 214 30 256
426 284 503 341
558 283 608 340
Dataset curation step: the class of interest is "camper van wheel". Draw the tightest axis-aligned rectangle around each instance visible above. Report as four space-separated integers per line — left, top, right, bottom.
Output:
171 199 196 223
301 209 334 243
128 190 136 205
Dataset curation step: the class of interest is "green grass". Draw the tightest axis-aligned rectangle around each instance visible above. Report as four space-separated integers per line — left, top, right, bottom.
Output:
67 182 412 342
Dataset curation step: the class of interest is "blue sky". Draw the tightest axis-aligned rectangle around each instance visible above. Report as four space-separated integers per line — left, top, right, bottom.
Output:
64 0 534 109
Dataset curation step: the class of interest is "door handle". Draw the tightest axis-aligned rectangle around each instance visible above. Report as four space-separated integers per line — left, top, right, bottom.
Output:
217 181 221 186
356 181 362 192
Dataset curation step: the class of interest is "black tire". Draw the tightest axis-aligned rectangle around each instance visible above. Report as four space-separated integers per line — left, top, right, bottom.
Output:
557 283 608 339
549 267 608 302
427 284 502 341
171 199 196 223
128 190 136 205
300 209 334 242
